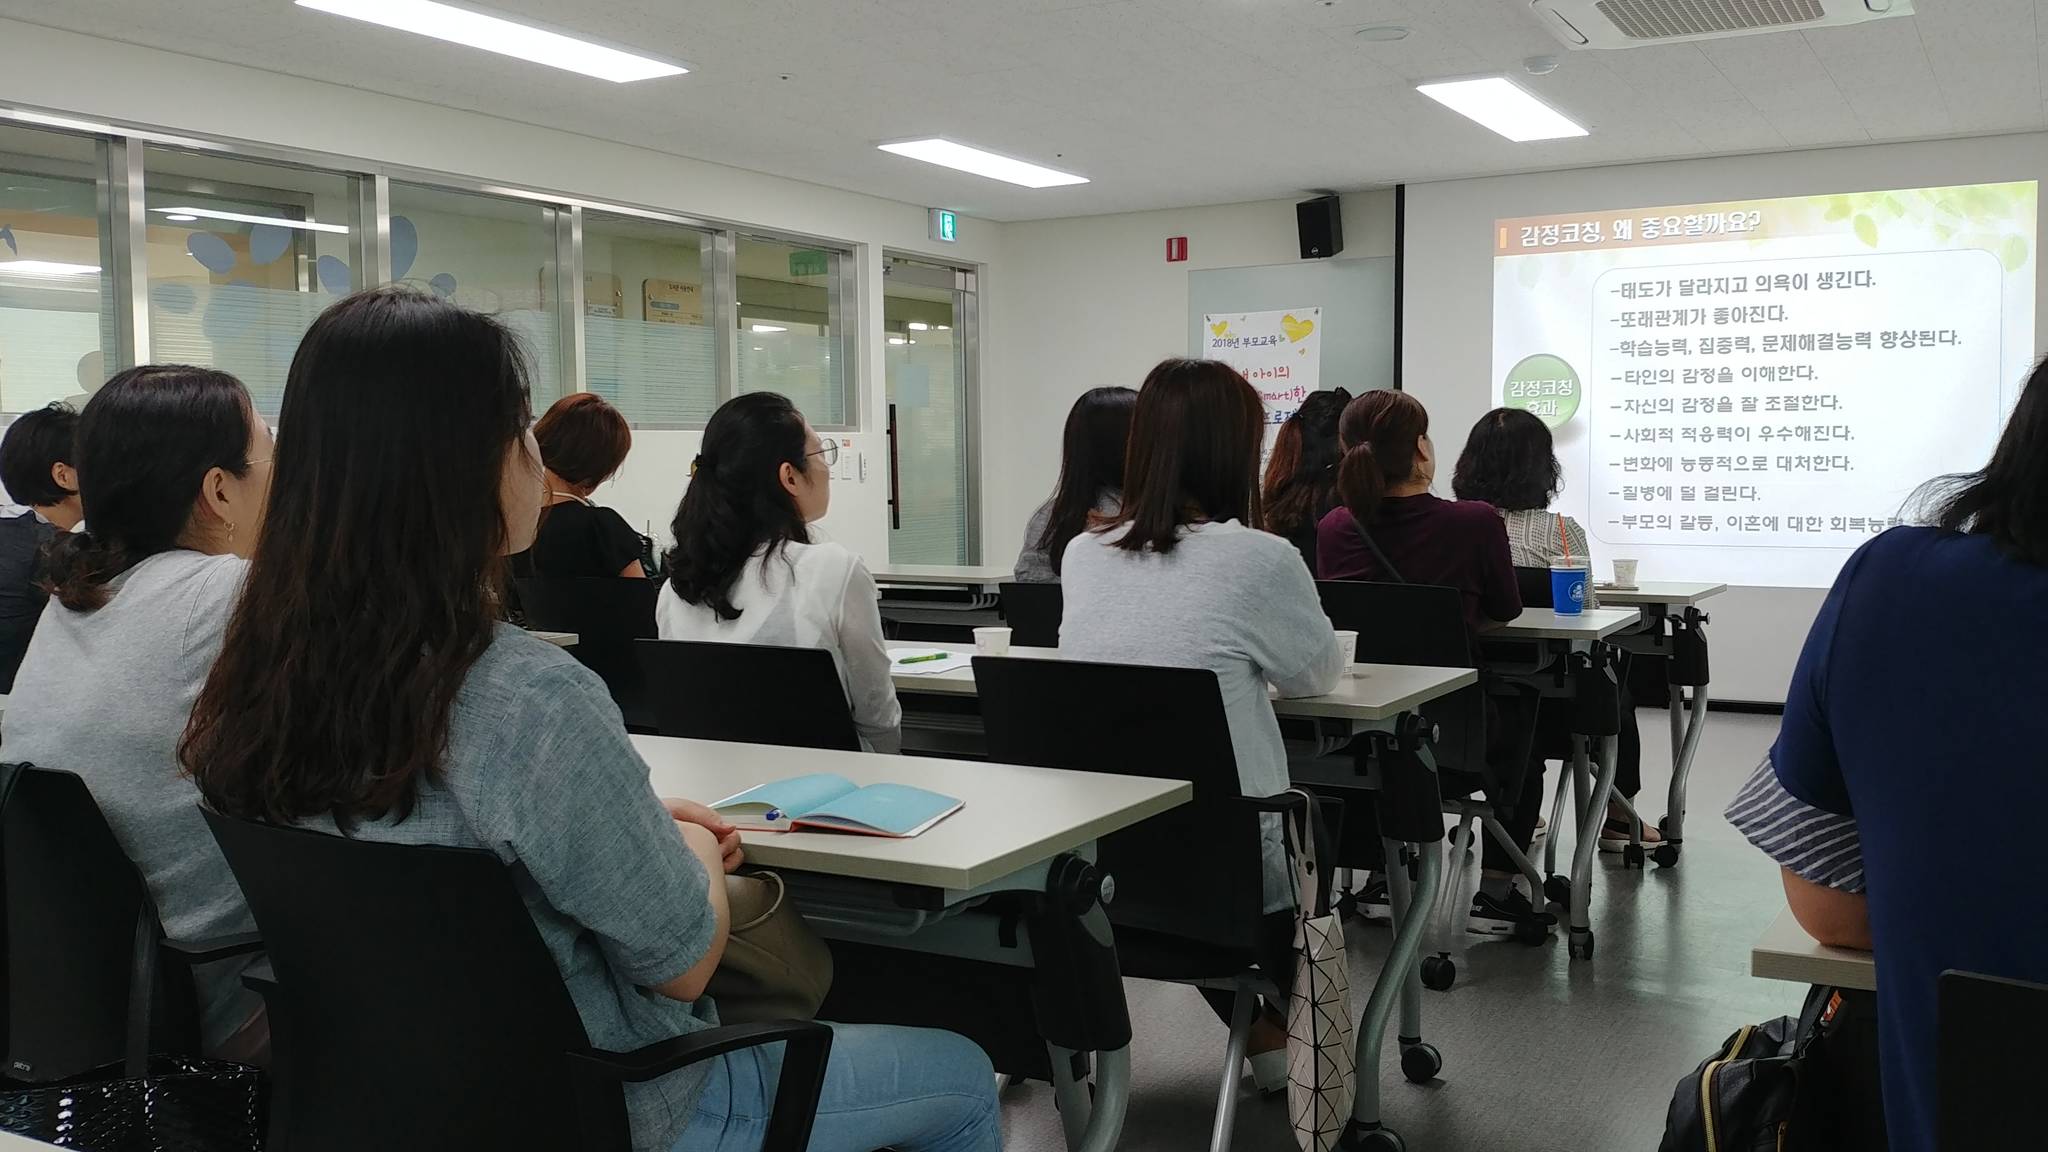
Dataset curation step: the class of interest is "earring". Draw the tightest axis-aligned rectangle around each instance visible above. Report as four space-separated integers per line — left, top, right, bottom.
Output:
226 521 236 546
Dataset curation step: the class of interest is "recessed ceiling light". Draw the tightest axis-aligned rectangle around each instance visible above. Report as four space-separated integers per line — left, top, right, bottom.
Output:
163 214 199 222
936 324 951 331
0 260 100 275
1415 77 1588 142
877 139 1088 188
750 323 787 333
153 207 351 233
1355 25 1410 41
887 336 909 345
907 321 929 331
294 0 687 83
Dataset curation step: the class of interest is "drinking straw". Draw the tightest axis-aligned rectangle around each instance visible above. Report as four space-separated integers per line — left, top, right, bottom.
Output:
1557 512 1572 566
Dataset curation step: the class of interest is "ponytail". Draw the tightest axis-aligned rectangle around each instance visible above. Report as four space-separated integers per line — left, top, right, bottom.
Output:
39 531 124 612
1337 441 1387 527
1334 389 1432 526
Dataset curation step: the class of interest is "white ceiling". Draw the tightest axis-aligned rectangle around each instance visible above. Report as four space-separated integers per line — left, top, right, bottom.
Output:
4 0 2047 221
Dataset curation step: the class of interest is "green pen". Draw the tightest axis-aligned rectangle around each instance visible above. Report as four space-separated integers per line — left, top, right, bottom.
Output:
896 652 949 665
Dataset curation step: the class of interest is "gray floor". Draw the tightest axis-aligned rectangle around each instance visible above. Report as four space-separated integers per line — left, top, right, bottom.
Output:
999 709 1803 1152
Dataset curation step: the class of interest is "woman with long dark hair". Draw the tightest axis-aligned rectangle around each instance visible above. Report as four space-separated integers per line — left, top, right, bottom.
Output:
512 391 647 578
1728 361 2048 1152
1014 386 1136 582
5 365 273 1060
1060 357 1344 1090
1261 387 1350 571
183 290 995 1152
657 391 900 752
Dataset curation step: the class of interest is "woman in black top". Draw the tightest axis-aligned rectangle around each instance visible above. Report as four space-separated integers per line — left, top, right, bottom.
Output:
1260 387 1349 572
511 392 647 579
0 402 81 690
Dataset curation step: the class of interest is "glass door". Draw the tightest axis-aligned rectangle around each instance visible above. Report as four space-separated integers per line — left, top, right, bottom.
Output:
883 255 976 565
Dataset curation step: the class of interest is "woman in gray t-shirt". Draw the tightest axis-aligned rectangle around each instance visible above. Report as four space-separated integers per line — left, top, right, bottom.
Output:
180 288 998 1152
4 365 274 1059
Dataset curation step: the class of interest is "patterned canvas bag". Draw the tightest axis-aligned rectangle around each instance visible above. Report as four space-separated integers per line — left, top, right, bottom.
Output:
1283 789 1356 1152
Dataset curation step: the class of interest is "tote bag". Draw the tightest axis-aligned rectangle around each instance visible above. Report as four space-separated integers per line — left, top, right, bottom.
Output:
1283 789 1356 1152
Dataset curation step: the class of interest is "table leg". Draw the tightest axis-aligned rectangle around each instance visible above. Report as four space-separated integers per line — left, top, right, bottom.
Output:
1050 1043 1093 1150
1567 733 1619 960
1663 683 1710 855
1351 838 1442 1129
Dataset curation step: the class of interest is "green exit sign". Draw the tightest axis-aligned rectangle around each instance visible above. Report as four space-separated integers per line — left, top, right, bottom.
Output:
929 208 958 243
788 249 830 277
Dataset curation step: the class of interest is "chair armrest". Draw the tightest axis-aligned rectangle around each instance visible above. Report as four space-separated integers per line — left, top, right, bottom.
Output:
1236 793 1309 817
572 1021 833 1152
161 930 265 965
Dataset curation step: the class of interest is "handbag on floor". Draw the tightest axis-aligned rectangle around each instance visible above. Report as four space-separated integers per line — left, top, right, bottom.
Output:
706 868 834 1023
0 1056 265 1152
1282 789 1356 1152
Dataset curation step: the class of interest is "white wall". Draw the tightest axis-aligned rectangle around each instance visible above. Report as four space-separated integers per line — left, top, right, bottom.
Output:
0 18 999 565
1403 133 2048 702
984 192 1396 568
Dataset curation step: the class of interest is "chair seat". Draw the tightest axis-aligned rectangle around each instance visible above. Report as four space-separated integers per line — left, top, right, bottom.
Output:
1111 924 1261 984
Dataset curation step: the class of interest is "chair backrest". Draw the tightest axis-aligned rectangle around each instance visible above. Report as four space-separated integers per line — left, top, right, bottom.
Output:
971 656 1264 948
1940 970 2048 1151
0 763 193 1082
1316 580 1487 777
997 582 1064 649
514 578 661 729
636 639 861 751
200 810 625 1152
1514 565 1552 610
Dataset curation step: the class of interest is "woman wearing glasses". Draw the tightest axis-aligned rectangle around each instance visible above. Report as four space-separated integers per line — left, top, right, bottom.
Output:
656 391 902 752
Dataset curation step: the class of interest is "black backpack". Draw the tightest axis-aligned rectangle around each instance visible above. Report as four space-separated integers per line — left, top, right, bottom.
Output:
1659 985 1888 1152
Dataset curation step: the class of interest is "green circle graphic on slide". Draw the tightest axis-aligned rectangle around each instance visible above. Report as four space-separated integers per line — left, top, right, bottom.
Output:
1503 353 1581 429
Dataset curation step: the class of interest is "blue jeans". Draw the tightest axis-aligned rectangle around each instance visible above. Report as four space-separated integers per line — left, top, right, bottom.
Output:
674 1022 999 1152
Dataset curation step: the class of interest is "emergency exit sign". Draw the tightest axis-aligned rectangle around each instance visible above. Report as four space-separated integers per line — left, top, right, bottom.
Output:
929 208 958 243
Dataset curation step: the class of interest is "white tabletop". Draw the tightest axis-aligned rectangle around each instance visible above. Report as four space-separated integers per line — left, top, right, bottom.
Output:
632 734 1189 892
1491 606 1641 641
0 1135 56 1150
1593 581 1728 607
530 630 578 648
891 643 1475 722
1751 907 1877 991
869 564 1015 587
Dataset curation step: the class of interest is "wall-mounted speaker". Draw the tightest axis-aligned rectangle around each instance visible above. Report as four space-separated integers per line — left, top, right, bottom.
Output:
1297 194 1343 259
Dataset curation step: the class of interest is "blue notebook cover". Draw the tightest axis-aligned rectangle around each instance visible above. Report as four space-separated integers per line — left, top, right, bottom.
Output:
711 775 962 838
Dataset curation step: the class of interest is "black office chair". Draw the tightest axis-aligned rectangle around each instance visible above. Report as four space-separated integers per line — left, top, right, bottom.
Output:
0 763 262 1082
1941 970 2048 1151
1317 581 1550 978
515 578 661 731
199 809 832 1152
997 582 1063 649
973 656 1306 1150
636 639 862 751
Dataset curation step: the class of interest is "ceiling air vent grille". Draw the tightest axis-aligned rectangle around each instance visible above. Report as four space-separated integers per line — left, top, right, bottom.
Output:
1596 0 1827 40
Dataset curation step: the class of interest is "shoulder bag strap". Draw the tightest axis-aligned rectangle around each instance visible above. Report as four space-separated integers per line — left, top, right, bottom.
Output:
1351 518 1405 584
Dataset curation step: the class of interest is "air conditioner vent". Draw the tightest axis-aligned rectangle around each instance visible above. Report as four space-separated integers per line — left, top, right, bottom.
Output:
1531 0 1913 49
1599 0 1823 40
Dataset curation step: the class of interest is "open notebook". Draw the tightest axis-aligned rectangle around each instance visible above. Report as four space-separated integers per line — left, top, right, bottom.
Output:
711 773 963 838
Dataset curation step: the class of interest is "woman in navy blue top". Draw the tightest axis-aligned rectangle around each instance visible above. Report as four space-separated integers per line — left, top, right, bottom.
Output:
1729 359 2048 1152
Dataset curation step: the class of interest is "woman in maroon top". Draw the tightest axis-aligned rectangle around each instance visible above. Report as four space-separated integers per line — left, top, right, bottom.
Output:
1316 390 1550 935
1314 391 1520 631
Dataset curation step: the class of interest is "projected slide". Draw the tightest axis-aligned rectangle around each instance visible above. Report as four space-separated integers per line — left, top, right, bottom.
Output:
1493 183 2036 588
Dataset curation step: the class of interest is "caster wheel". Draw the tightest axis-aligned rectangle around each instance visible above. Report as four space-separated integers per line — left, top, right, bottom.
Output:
1400 1042 1443 1084
1543 874 1572 908
1343 1125 1407 1151
1569 931 1595 960
1514 918 1550 946
1653 843 1681 868
1622 843 1646 869
1420 954 1456 991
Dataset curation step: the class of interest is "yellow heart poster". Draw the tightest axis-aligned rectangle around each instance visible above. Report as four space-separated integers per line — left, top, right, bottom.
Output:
1199 306 1325 445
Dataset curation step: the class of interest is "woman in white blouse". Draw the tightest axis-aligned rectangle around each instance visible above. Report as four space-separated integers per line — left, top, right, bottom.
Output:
655 392 902 753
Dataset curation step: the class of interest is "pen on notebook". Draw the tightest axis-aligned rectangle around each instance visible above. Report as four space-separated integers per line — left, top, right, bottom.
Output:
763 808 784 823
896 652 948 665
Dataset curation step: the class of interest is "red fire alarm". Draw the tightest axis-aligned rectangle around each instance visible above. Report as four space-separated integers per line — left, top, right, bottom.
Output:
1166 236 1189 262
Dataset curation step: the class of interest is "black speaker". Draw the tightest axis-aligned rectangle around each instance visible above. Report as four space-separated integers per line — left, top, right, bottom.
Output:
1297 194 1343 259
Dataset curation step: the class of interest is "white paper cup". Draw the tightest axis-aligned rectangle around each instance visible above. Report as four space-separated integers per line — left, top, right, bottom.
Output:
973 627 1013 656
1334 629 1358 674
1612 559 1639 588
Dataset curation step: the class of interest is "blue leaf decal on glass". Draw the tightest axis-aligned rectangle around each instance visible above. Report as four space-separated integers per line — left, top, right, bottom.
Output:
249 224 292 266
186 231 237 274
429 272 457 298
315 254 351 294
389 215 418 280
